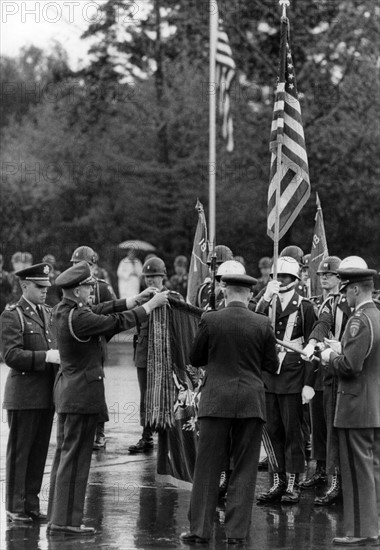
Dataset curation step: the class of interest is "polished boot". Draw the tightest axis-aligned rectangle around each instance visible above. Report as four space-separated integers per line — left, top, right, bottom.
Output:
281 474 301 504
128 438 154 453
257 473 287 503
314 475 342 506
299 462 327 488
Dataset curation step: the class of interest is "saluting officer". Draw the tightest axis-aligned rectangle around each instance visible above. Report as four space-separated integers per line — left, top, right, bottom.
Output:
320 258 380 546
0 263 60 523
47 261 168 536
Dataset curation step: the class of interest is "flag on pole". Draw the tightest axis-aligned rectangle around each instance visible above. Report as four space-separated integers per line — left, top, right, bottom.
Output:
186 200 209 306
267 17 310 240
216 19 236 152
309 193 329 296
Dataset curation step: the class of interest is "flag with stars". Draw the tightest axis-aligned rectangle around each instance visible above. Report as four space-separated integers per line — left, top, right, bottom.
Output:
216 21 236 152
267 17 310 240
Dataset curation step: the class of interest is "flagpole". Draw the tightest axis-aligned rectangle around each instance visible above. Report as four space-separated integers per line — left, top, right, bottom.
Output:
209 0 218 245
271 0 290 327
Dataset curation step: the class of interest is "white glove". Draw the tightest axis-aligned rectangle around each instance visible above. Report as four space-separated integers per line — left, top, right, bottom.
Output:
324 338 341 354
263 280 281 302
303 343 316 360
320 348 333 365
46 349 60 364
302 385 315 404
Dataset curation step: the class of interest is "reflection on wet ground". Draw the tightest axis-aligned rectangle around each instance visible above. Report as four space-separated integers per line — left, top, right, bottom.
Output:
1 341 345 549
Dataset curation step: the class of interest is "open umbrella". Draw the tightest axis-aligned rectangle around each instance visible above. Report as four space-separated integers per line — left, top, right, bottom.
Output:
118 240 156 252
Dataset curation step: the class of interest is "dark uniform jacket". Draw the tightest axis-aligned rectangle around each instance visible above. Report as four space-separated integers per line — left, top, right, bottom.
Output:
328 302 380 429
256 291 316 393
53 297 148 415
189 301 279 420
0 297 57 409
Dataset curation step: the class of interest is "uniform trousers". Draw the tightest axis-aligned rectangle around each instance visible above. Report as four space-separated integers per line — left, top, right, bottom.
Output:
137 367 152 439
189 417 263 539
309 390 327 462
6 409 54 514
338 427 380 538
48 412 98 526
323 382 340 474
265 393 305 473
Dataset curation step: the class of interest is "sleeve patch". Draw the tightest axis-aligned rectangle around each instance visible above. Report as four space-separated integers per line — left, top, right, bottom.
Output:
349 318 361 337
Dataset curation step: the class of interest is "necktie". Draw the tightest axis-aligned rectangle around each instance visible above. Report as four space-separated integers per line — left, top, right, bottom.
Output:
37 306 44 324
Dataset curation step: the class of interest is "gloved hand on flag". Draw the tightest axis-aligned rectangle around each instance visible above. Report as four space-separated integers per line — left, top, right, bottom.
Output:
302 385 315 404
263 280 281 302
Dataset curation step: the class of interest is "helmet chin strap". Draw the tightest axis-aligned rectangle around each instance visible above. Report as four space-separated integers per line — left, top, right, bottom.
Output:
279 281 296 293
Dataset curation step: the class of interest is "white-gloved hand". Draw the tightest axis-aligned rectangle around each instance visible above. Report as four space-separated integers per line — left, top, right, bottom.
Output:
46 349 60 364
302 385 315 404
303 343 316 360
324 338 342 354
263 280 281 302
320 348 333 365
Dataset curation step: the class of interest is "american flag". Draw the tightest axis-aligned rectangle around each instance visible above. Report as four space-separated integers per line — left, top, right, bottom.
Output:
216 22 236 152
267 17 310 240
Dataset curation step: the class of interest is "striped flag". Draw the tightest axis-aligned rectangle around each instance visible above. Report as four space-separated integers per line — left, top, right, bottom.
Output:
216 21 236 152
309 193 329 296
267 17 310 240
186 200 209 306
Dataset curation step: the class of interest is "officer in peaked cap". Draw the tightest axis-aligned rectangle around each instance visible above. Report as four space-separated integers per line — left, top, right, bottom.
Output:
47 261 168 535
0 262 60 523
181 271 278 544
320 259 380 545
70 245 117 449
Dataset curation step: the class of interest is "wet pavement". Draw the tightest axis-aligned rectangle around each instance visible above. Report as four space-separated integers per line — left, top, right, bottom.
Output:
1 338 346 549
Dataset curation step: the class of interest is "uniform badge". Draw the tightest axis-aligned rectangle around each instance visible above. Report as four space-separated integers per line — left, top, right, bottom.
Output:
43 265 50 274
349 319 361 337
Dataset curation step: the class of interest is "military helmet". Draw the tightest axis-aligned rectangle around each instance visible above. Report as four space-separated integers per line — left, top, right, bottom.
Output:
258 256 272 269
272 256 301 280
302 254 311 268
207 245 233 265
280 245 304 265
317 256 342 275
142 257 167 277
216 260 246 281
70 245 98 266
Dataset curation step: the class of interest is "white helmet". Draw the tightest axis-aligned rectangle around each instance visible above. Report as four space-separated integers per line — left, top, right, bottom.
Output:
272 256 301 280
338 256 368 270
216 260 246 280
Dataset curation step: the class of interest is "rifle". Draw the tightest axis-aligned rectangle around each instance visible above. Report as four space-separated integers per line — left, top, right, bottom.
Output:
208 241 217 310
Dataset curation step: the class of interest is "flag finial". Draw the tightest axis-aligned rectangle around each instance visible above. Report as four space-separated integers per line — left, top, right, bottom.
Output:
279 0 290 18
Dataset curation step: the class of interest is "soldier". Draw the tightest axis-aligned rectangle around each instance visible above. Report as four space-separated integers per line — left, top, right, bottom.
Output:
47 261 168 535
301 254 311 298
70 245 116 450
253 256 272 297
180 274 278 544
320 258 380 546
128 257 183 453
195 245 233 309
300 256 350 506
42 254 62 307
168 255 189 298
256 256 317 504
0 263 60 523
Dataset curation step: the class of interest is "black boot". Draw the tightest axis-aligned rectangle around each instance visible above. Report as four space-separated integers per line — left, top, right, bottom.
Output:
299 462 327 488
93 422 106 450
257 473 287 503
314 474 342 506
281 474 301 504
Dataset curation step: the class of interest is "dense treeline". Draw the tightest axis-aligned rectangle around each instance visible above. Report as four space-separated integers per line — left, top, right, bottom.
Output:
1 0 379 277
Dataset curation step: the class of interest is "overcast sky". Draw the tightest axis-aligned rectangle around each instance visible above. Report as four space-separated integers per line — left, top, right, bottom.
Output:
1 1 106 68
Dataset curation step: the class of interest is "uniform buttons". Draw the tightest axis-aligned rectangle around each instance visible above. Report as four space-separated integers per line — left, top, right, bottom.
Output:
48 339 52 343
276 331 281 335
30 330 34 334
22 372 25 375
98 376 102 380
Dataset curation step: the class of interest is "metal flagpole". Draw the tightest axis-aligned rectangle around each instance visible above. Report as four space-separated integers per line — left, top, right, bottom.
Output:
271 0 290 328
209 0 218 246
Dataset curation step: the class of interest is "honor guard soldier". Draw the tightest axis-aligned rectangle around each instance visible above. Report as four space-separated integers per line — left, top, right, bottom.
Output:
300 256 350 505
47 261 168 535
195 245 234 310
129 257 183 453
180 274 278 545
320 257 380 546
71 245 116 449
256 256 317 504
0 263 60 523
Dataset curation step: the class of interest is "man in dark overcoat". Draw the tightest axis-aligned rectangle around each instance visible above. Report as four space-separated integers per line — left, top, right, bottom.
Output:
321 258 380 546
47 261 168 536
180 274 278 545
0 262 60 523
